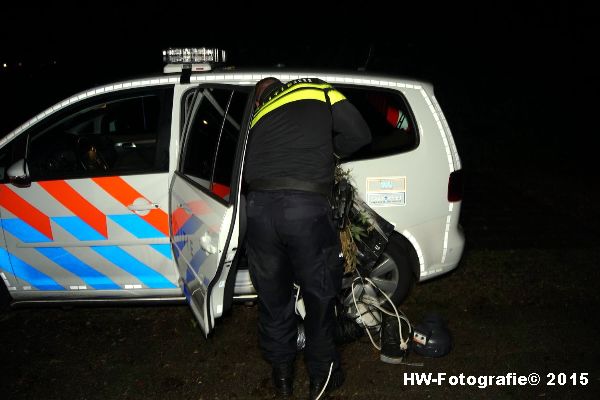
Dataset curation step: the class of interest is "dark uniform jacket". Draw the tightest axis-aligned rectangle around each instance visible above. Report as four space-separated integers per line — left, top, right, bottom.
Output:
245 78 371 190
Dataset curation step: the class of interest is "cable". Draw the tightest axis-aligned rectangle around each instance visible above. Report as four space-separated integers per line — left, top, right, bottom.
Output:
294 283 306 319
348 275 412 352
315 361 334 400
364 277 411 350
351 277 381 350
347 274 425 366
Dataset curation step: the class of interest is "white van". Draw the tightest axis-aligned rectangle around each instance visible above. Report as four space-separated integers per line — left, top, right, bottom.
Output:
0 50 464 335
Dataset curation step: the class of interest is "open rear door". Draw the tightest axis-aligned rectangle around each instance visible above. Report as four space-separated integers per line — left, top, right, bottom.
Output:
170 85 250 336
170 178 235 335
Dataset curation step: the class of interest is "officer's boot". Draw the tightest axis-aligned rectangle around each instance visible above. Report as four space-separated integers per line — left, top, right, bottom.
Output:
308 365 345 400
380 313 407 364
272 362 294 397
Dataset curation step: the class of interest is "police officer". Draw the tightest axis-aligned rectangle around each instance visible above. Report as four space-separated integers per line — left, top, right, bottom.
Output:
245 77 371 399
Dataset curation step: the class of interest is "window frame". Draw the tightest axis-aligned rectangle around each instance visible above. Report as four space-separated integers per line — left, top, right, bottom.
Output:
179 87 233 186
336 84 420 162
177 84 252 206
9 85 175 182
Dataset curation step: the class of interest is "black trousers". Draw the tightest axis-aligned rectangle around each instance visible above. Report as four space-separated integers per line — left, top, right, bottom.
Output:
246 190 343 379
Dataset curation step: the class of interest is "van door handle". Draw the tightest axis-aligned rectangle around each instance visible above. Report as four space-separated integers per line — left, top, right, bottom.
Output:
127 203 159 211
117 142 137 149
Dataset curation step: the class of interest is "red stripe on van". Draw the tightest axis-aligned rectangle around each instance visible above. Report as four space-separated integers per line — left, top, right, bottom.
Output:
171 207 191 236
38 181 108 238
92 177 169 236
0 185 54 240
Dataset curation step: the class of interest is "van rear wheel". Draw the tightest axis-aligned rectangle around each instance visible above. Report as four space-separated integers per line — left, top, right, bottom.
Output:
341 239 415 309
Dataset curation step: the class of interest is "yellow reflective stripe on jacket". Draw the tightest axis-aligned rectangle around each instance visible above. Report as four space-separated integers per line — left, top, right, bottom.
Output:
251 84 346 128
259 82 330 110
252 89 325 127
327 89 346 105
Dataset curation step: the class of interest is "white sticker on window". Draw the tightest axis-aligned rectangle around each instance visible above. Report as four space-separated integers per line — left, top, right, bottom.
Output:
366 177 407 207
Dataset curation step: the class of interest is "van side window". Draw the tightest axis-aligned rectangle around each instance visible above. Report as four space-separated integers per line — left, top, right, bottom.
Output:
24 86 174 181
340 87 418 161
181 88 248 201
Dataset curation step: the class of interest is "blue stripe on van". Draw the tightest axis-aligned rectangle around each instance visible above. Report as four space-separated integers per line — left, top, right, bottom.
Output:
55 216 175 289
151 244 172 259
53 216 106 241
172 215 203 262
108 214 166 239
190 248 208 275
174 239 186 253
92 246 176 289
0 248 14 276
109 215 173 259
2 219 119 290
0 248 64 291
37 248 120 290
177 215 203 236
2 218 51 243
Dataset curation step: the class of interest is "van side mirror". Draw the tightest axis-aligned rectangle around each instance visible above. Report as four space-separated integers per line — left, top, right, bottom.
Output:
7 159 31 188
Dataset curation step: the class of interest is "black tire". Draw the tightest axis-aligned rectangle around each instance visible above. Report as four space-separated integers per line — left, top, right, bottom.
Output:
341 235 416 308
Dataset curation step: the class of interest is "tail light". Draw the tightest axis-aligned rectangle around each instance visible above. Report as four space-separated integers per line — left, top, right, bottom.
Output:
447 169 464 202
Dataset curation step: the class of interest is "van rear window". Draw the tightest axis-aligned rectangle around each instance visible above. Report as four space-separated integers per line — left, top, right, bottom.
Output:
340 87 418 161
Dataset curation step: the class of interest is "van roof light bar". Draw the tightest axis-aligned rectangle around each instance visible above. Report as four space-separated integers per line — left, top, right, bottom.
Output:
162 47 227 64
162 47 227 75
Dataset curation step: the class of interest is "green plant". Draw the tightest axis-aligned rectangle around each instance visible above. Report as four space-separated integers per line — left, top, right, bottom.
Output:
335 165 373 273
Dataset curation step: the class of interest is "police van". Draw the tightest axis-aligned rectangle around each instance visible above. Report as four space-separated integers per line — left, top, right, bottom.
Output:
0 48 464 336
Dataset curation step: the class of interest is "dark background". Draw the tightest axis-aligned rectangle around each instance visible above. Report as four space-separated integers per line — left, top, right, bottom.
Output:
1 3 594 172
1 4 599 399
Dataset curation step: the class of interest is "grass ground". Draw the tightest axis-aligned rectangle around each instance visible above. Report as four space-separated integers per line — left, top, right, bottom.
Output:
1 166 599 399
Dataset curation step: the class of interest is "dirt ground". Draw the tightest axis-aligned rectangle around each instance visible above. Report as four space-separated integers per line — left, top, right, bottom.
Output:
1 165 599 400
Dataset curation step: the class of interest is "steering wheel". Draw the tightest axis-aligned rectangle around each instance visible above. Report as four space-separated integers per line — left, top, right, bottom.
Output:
36 133 79 174
44 148 78 172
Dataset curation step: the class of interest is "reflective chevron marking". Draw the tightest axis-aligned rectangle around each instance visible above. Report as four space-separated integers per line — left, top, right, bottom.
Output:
190 246 208 275
109 214 172 259
171 207 192 238
91 246 176 289
54 216 175 289
1 218 50 243
93 177 169 236
177 215 203 237
39 180 108 238
37 248 120 290
2 218 119 290
151 244 172 259
108 214 165 238
0 185 53 240
0 248 63 291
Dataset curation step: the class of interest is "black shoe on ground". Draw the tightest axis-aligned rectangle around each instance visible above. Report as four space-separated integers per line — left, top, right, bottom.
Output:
272 363 294 397
380 313 408 364
334 314 364 344
308 367 345 400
